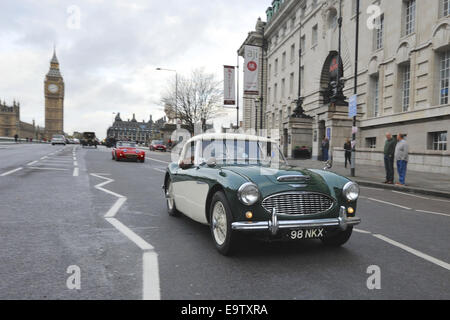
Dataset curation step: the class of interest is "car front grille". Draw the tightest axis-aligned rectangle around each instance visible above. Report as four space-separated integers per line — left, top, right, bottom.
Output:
125 154 138 159
262 192 334 215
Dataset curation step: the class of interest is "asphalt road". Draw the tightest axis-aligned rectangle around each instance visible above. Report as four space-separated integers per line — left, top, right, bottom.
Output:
0 144 449 299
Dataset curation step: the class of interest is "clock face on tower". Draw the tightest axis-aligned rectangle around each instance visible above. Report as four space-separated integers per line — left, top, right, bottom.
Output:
48 84 59 94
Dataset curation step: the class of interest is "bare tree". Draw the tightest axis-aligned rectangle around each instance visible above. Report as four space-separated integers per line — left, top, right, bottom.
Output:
161 68 222 134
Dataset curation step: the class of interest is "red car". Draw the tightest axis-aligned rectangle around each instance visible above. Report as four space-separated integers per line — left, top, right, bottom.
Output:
149 140 167 152
112 141 145 162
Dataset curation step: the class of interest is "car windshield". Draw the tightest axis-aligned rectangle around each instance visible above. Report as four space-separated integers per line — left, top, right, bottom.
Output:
52 135 64 139
198 138 287 167
117 142 136 148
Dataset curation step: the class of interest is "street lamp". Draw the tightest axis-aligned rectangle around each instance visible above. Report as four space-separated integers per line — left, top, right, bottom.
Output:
156 67 178 128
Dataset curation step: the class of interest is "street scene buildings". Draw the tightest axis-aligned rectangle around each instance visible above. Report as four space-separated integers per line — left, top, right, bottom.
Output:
240 0 449 173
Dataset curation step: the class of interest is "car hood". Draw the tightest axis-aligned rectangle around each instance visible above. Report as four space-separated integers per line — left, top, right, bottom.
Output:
220 165 339 198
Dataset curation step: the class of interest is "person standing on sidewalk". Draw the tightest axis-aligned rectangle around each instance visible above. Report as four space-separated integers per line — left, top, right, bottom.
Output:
14 134 19 143
394 133 409 186
321 137 329 161
344 139 352 168
383 132 396 184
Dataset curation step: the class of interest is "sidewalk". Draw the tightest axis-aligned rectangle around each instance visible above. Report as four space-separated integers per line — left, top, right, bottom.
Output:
287 158 450 199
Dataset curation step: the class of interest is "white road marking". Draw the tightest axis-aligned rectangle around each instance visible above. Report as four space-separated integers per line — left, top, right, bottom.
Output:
0 167 23 176
391 190 429 199
353 228 372 234
152 168 166 173
373 234 450 271
415 209 450 218
74 161 78 166
360 186 384 191
73 167 79 177
40 156 48 160
28 167 69 171
27 161 38 166
90 173 160 300
367 197 412 210
145 157 170 164
432 198 450 203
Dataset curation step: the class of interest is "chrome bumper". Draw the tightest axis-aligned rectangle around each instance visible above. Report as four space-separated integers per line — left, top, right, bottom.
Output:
231 206 361 235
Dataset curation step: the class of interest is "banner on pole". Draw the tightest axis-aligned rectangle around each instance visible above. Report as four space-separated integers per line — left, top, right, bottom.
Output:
243 45 260 95
349 94 357 118
223 65 236 106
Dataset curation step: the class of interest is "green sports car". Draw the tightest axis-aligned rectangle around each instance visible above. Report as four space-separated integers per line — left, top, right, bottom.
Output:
163 133 361 255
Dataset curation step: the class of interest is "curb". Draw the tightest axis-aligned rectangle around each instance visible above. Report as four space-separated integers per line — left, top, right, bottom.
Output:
355 179 450 199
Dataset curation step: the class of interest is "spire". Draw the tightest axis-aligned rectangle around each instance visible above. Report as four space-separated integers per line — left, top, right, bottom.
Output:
131 113 137 122
51 45 59 64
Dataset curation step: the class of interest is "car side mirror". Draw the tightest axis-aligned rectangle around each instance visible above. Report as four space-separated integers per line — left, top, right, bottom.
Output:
206 157 216 167
323 160 333 171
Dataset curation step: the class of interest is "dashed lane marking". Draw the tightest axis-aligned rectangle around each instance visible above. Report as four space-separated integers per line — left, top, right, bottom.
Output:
27 167 69 171
373 234 450 271
415 209 450 218
145 157 170 165
73 168 79 177
152 168 166 173
366 197 412 210
0 167 23 176
391 190 430 200
27 161 38 166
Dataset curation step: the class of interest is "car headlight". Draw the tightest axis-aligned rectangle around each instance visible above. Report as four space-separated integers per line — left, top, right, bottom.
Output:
343 181 360 201
237 182 260 206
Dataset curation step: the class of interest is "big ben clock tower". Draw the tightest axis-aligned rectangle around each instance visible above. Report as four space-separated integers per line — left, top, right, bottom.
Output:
44 48 64 139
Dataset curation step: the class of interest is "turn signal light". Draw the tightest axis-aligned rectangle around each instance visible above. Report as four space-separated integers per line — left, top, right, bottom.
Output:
347 207 355 215
245 211 253 219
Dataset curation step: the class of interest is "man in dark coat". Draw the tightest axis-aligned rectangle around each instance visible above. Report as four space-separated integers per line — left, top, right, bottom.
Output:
344 139 352 168
383 132 396 184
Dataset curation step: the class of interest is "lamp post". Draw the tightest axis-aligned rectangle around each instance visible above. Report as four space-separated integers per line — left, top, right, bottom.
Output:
156 67 178 128
254 98 260 135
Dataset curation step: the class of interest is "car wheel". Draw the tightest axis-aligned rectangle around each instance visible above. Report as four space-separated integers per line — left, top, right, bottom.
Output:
112 153 115 160
321 227 353 247
141 158 145 163
165 178 180 217
209 191 239 256
115 153 120 161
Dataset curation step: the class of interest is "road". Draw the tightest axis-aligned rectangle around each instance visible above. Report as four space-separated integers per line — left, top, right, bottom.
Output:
0 144 449 299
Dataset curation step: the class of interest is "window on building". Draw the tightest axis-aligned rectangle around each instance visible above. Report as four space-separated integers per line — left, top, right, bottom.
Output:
366 137 377 149
281 79 285 98
442 0 450 17
268 64 272 80
290 15 296 31
351 0 358 15
274 83 278 102
374 14 384 50
372 75 380 117
312 0 318 9
429 131 447 150
289 72 295 94
268 87 272 104
300 35 306 54
401 64 411 111
290 44 295 63
275 59 279 75
440 50 450 105
404 0 416 36
282 52 286 70
312 25 318 46
300 3 306 18
328 9 338 30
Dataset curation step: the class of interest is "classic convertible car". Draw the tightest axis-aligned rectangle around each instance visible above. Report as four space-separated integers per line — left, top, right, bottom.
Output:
112 141 145 162
163 133 361 255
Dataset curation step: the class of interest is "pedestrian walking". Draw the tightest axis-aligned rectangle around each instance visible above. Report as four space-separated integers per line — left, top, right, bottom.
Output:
394 133 409 186
321 137 329 161
14 134 18 143
344 139 352 168
383 132 396 184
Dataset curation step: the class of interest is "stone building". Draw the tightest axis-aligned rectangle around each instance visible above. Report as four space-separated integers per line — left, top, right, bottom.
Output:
106 113 166 143
44 49 65 140
239 0 450 173
0 100 44 140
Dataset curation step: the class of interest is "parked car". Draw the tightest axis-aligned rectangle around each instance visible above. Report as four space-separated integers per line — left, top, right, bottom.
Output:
112 141 145 162
80 132 98 148
149 140 167 152
73 138 80 144
51 134 66 146
162 133 361 255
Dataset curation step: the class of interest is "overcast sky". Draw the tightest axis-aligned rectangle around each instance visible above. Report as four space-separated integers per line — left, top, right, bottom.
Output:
0 0 267 139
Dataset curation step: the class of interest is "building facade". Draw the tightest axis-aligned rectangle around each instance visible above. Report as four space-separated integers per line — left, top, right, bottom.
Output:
240 0 450 173
0 100 45 140
107 113 167 143
44 49 65 140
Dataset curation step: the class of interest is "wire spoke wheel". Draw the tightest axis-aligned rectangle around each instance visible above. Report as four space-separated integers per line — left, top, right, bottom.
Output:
212 201 227 246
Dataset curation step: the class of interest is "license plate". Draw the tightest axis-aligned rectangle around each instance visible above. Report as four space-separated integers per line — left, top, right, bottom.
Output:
286 228 324 240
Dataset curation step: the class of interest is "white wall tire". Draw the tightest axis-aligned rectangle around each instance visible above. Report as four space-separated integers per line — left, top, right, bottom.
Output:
166 179 180 217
